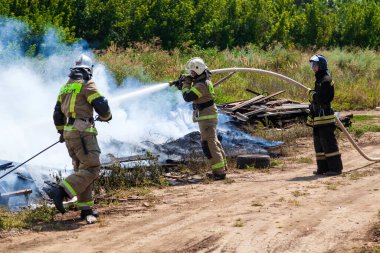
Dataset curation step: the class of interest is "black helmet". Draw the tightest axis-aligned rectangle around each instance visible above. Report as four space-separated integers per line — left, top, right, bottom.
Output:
309 54 328 71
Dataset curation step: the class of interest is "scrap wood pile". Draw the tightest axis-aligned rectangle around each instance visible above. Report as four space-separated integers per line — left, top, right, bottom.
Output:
219 89 309 128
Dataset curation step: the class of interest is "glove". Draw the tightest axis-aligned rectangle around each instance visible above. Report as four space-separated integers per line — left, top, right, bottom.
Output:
175 81 183 90
169 79 183 90
307 89 315 102
179 74 193 84
96 114 112 122
58 131 65 143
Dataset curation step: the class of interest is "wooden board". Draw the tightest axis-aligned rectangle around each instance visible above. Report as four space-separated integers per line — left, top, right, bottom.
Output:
223 95 265 112
0 189 32 198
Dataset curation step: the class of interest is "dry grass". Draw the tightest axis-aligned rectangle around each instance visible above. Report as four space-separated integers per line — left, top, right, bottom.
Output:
233 218 244 227
288 199 301 207
97 46 380 110
291 190 309 197
242 124 312 143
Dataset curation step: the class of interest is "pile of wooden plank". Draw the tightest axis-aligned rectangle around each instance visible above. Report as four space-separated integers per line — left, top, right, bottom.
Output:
219 89 310 127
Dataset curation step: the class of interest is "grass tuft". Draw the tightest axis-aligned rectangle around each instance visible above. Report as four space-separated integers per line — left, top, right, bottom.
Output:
233 218 244 227
0 204 56 231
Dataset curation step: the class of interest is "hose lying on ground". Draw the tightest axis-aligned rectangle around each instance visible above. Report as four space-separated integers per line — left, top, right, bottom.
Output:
210 68 380 162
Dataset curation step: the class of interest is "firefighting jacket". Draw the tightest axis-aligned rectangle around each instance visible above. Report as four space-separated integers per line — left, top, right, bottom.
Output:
306 70 335 127
181 71 218 122
53 70 112 134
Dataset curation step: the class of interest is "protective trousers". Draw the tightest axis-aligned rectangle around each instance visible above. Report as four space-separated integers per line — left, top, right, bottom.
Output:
198 119 227 173
313 125 343 173
60 132 101 210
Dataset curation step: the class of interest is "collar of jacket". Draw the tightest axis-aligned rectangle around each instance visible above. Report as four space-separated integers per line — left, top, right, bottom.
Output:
193 70 211 83
315 70 329 82
69 68 91 81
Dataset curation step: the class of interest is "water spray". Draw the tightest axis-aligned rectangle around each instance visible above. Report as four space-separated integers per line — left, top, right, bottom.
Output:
110 82 170 105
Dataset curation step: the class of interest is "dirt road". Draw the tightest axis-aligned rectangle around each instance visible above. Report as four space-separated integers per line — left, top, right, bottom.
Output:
1 128 380 252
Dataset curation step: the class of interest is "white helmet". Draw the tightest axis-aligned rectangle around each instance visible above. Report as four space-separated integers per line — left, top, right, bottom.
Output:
74 54 93 73
185 57 208 75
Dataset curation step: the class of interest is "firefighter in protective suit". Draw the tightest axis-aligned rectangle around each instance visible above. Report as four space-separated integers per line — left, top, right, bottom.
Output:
307 54 343 176
171 57 227 180
45 54 112 222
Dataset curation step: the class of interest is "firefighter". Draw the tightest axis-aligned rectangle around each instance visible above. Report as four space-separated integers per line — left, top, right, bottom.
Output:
307 54 343 176
44 54 112 222
171 57 227 180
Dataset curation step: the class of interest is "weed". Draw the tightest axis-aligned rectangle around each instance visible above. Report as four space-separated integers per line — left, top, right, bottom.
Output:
326 184 338 191
356 219 380 253
288 199 301 206
291 190 308 197
245 166 271 173
356 247 380 253
224 178 235 184
352 115 380 122
243 124 312 143
271 159 282 167
349 171 376 180
98 218 107 228
0 203 56 231
94 155 164 194
306 185 320 189
233 218 244 227
296 157 313 164
349 125 380 138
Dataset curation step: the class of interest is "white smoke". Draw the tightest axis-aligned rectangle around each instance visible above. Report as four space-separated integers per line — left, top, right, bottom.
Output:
0 18 196 169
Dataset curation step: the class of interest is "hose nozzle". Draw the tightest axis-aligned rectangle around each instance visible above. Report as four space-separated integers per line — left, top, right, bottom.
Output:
169 79 180 87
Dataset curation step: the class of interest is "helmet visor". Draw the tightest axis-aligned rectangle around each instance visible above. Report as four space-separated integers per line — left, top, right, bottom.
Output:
184 58 196 74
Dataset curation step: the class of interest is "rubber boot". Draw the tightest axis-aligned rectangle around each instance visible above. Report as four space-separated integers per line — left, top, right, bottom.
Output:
313 160 328 176
80 209 99 220
325 171 342 176
43 185 68 214
206 169 226 181
80 209 98 224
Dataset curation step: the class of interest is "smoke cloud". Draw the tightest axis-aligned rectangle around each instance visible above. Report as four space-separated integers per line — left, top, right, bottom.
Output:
0 17 195 170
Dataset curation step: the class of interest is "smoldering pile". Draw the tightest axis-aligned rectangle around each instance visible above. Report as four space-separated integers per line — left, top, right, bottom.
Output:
148 124 282 162
0 160 56 209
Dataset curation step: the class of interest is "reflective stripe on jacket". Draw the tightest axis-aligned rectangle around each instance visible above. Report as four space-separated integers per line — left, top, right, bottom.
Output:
182 72 218 122
54 78 110 133
306 71 335 127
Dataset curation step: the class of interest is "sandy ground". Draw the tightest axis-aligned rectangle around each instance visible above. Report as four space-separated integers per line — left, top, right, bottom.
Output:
1 113 380 253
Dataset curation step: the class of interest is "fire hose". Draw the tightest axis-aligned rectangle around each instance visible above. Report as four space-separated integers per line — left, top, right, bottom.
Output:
210 68 380 162
0 141 60 180
0 117 110 179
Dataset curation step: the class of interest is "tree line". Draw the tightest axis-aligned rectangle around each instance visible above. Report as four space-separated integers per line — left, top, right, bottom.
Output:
0 0 379 50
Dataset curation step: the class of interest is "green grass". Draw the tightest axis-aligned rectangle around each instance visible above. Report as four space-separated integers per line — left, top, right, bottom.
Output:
97 45 380 110
0 204 56 231
352 115 380 122
349 125 380 138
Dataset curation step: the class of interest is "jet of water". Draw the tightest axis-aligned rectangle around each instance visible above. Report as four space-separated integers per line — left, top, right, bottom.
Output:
110 83 170 105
